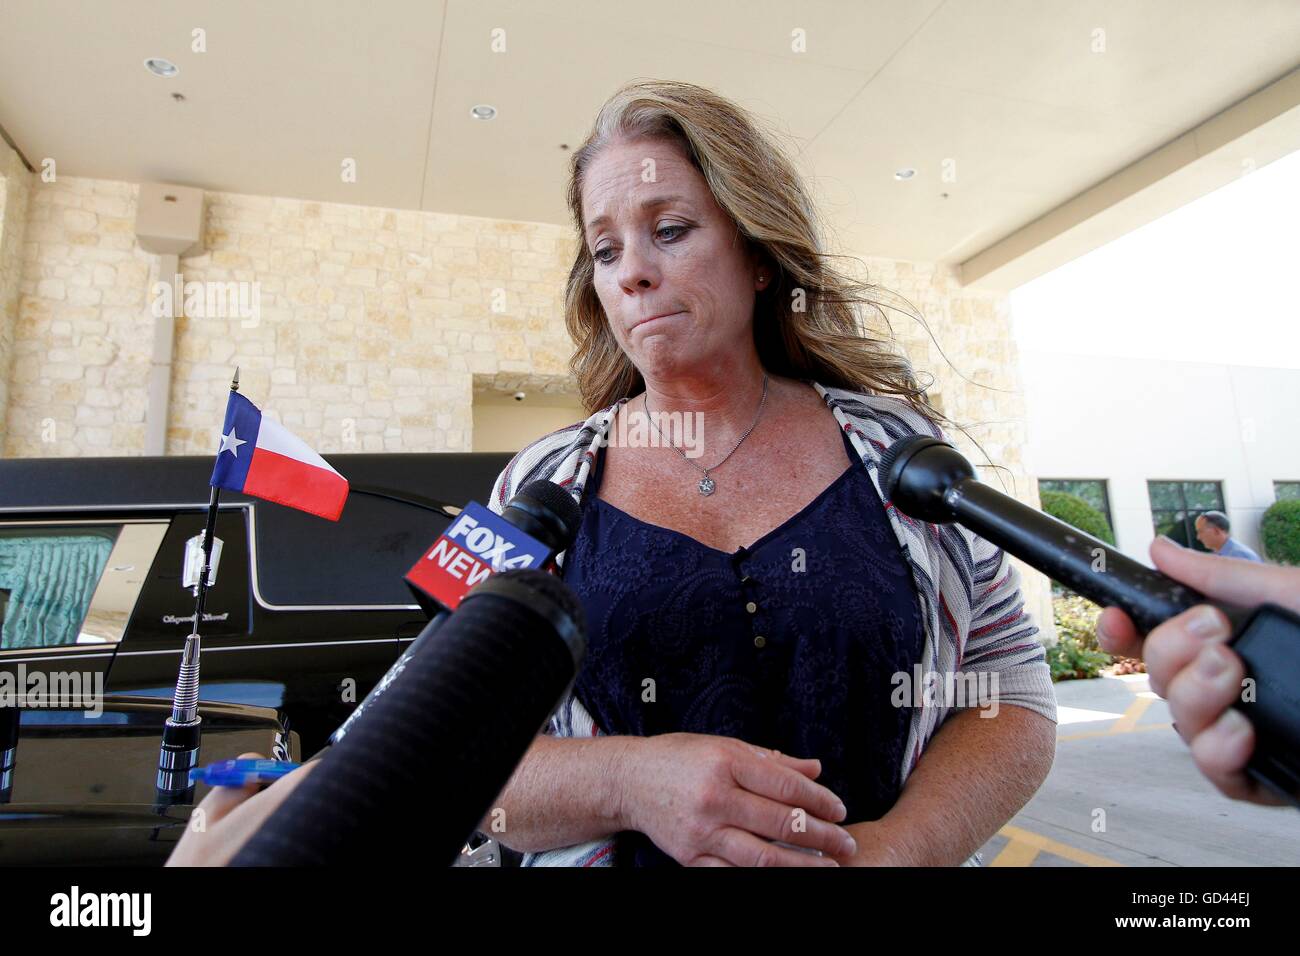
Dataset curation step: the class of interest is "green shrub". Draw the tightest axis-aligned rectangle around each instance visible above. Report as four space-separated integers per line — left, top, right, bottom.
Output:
1261 499 1300 566
1046 636 1112 682
1039 490 1115 546
1048 592 1114 681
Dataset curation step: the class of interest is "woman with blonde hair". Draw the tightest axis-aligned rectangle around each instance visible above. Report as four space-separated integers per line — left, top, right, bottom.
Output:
485 79 1056 867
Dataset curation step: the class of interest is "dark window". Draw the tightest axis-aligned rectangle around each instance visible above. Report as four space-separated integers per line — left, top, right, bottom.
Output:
1147 481 1225 552
1275 481 1300 502
1039 479 1114 530
253 494 452 607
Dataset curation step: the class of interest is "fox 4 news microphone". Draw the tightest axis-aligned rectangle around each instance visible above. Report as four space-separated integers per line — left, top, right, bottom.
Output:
231 567 586 867
881 435 1300 808
329 479 581 745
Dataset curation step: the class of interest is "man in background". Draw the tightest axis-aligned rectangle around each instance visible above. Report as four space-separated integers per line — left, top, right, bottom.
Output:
1194 511 1263 562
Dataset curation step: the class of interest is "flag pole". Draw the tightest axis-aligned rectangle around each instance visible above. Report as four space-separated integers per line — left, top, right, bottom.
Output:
192 366 237 627
156 366 239 801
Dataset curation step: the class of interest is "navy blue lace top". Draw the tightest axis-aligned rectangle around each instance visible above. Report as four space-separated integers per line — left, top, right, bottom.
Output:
560 425 926 866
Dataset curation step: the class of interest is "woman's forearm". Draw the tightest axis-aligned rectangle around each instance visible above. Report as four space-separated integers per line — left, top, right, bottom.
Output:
845 705 1056 866
477 734 638 853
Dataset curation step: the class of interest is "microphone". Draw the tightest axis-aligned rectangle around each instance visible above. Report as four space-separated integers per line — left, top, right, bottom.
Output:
231 567 587 867
880 435 1300 806
329 480 581 745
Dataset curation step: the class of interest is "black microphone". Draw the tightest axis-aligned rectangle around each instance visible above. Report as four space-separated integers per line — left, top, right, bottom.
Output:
881 435 1300 807
231 568 587 866
329 479 581 745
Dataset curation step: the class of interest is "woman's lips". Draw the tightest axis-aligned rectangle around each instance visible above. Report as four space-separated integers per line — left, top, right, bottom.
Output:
632 311 684 331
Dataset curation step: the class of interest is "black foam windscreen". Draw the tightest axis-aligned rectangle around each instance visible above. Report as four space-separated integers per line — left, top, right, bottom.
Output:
505 479 583 551
232 568 586 866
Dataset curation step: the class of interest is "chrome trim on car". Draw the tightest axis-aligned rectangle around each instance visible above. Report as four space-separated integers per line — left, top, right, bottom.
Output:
0 650 116 662
0 505 213 515
114 636 400 656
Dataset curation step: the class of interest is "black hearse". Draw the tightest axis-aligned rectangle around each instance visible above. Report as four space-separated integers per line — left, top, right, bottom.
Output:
0 451 511 862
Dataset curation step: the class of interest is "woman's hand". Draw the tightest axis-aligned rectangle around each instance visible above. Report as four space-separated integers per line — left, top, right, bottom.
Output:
166 752 321 866
617 732 858 866
1096 536 1299 807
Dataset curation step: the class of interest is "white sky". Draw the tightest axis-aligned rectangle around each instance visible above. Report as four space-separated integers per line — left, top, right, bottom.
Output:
1010 147 1300 370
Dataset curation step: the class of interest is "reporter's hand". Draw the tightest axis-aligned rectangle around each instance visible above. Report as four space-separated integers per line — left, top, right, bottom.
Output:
1096 536 1299 807
618 732 858 866
165 752 321 866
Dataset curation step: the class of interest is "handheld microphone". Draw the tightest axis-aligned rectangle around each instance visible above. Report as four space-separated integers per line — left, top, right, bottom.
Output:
881 435 1300 807
329 480 581 746
231 568 586 867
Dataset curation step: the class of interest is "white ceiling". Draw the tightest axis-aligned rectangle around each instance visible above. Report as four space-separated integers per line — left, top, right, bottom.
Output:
2 0 1299 280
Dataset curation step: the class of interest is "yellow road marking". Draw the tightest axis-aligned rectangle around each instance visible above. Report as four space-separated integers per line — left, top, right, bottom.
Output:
1057 722 1171 742
988 839 1040 867
994 824 1126 867
1109 695 1155 734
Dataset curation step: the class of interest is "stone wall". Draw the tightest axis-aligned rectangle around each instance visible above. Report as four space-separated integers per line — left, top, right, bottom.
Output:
0 140 34 452
4 171 575 458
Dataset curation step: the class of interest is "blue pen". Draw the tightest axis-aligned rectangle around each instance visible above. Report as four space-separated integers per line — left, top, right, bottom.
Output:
190 758 302 788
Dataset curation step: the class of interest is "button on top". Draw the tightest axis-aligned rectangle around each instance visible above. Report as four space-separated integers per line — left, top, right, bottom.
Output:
745 601 757 614
753 635 766 648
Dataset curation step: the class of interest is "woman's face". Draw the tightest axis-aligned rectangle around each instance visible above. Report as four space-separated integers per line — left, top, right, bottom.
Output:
581 135 764 385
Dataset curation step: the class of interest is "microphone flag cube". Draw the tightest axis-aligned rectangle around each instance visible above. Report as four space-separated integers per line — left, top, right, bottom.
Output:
405 501 552 613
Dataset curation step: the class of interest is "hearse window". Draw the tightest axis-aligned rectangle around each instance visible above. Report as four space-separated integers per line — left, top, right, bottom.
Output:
0 525 118 649
252 492 451 607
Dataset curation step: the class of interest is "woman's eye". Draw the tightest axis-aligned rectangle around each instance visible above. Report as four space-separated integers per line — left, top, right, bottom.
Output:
592 226 688 266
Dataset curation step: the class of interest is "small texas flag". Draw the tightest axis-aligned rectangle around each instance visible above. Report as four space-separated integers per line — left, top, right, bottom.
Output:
210 391 349 521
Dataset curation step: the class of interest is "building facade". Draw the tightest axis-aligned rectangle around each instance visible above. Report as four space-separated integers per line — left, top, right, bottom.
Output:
1022 349 1300 562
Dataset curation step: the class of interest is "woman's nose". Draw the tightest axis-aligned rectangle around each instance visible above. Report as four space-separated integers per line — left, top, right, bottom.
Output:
617 240 661 293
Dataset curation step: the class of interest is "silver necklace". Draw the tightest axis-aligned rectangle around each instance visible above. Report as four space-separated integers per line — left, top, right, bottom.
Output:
644 374 769 496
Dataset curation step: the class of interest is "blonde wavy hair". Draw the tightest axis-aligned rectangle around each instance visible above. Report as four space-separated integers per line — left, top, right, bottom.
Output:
563 78 951 430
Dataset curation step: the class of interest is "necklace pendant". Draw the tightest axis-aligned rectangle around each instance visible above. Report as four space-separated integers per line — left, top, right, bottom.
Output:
698 476 716 496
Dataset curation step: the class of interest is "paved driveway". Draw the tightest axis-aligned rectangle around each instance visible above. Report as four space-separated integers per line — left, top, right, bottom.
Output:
976 673 1300 866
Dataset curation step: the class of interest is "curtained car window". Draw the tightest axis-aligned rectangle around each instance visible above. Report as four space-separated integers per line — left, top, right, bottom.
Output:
0 526 119 650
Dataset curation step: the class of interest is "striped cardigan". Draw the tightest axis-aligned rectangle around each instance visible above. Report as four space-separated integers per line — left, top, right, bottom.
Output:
487 380 1057 867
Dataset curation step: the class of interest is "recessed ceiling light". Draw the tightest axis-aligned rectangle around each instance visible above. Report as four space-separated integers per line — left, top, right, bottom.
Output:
470 104 497 121
144 57 179 78
894 168 916 181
